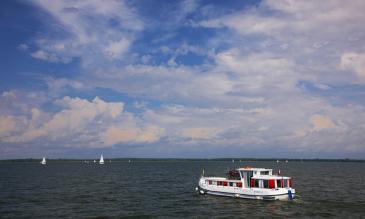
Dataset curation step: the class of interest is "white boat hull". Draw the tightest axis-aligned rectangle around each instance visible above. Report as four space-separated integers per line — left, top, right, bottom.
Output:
198 188 294 200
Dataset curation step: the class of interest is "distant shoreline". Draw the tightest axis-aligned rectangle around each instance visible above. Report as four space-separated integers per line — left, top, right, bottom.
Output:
0 158 364 162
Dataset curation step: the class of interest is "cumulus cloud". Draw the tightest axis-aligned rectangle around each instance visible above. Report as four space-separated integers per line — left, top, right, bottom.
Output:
340 52 365 81
102 126 164 146
310 115 335 131
104 38 131 60
1 96 124 145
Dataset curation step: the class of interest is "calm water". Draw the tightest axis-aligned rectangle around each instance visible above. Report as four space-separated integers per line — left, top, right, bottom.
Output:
1 160 365 218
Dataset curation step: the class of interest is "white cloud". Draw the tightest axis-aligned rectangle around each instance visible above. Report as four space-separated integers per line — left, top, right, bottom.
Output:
30 0 143 65
0 116 17 136
104 38 130 59
0 94 169 149
17 44 29 50
3 96 124 144
310 115 336 131
181 127 218 139
199 0 365 88
31 50 71 63
340 52 365 81
1 91 16 99
102 126 164 146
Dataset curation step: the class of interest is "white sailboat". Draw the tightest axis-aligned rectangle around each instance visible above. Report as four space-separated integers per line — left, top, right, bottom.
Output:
41 157 46 165
99 155 104 164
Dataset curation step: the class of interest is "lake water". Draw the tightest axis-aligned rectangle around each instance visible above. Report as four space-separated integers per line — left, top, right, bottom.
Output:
1 160 365 218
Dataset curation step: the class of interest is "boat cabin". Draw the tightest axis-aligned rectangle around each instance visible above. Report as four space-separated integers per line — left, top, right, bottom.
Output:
237 167 274 188
204 167 292 189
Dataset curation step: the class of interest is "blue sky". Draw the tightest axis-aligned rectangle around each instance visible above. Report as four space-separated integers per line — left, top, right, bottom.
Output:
1 0 365 159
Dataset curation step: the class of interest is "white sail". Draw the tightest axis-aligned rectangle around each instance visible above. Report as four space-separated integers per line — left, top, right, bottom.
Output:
99 155 104 164
41 157 46 165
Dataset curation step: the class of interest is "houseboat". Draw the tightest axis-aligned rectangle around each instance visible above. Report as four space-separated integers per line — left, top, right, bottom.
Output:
197 166 295 200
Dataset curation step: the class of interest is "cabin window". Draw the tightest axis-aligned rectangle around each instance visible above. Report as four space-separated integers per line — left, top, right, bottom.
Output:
263 180 269 188
245 171 254 188
289 179 292 187
283 179 288 188
268 180 275 189
212 181 217 185
261 171 270 175
208 180 212 185
217 181 222 186
250 179 255 187
276 180 282 188
223 181 228 186
254 179 259 188
236 182 242 188
229 182 234 187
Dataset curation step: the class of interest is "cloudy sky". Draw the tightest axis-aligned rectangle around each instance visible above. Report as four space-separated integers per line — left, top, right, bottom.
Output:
1 0 365 159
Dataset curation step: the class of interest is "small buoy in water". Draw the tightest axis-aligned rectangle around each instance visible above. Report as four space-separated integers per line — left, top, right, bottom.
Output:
199 190 205 195
235 194 240 198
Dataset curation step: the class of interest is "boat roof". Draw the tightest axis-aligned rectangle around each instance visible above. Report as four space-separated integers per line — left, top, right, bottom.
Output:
203 177 241 182
252 175 291 180
237 167 272 171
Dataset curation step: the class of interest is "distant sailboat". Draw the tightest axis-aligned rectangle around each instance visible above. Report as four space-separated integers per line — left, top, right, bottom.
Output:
128 159 131 163
99 155 104 164
41 157 46 165
285 160 289 163
93 160 96 163
276 160 280 163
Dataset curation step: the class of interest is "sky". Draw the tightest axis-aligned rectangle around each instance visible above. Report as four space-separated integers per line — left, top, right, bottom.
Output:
1 0 365 159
